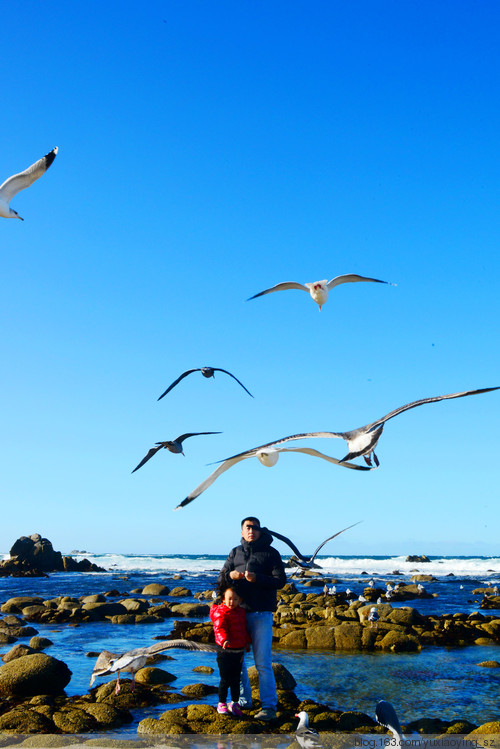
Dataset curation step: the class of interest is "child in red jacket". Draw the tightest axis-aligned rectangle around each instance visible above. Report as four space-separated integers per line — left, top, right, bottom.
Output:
210 585 251 716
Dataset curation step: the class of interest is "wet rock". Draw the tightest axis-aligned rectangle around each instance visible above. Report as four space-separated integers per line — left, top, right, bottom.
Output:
305 625 336 649
170 603 210 617
469 721 500 734
142 583 170 596
337 711 376 730
81 702 128 728
378 630 420 652
134 666 177 685
1 643 38 662
334 622 363 650
52 707 98 732
29 636 53 650
170 587 192 597
180 683 218 698
406 555 430 563
0 706 55 733
0 653 72 696
477 660 500 667
192 665 214 673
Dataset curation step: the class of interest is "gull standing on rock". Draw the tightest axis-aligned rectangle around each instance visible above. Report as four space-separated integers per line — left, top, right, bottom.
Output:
90 640 219 693
157 367 253 400
132 432 221 473
295 711 322 749
247 273 394 310
0 147 58 220
175 442 374 509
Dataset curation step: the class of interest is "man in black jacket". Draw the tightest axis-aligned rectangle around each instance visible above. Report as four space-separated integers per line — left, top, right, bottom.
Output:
218 516 287 720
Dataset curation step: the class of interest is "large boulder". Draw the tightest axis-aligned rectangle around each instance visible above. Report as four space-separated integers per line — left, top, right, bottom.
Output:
0 652 72 696
2 533 106 575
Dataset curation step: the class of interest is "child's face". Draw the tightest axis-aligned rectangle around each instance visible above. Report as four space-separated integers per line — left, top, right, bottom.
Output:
224 588 241 609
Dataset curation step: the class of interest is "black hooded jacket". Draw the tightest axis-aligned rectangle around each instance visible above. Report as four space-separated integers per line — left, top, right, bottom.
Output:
218 528 287 612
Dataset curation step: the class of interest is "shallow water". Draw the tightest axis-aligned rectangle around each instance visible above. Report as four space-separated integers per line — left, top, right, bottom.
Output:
1 555 500 732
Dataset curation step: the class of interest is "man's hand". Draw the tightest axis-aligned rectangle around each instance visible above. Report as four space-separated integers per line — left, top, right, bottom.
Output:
229 570 244 580
244 571 257 582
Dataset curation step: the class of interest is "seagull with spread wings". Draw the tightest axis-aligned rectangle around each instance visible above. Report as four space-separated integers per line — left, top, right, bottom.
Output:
0 147 58 220
247 273 394 310
90 639 219 693
292 386 499 466
268 522 361 569
158 367 253 400
132 432 221 473
175 441 374 509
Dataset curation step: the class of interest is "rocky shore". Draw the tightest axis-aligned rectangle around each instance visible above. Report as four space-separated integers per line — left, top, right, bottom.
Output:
0 535 105 577
1 576 500 736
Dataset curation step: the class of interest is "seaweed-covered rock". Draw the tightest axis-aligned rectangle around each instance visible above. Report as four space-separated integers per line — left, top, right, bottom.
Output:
134 666 177 685
170 603 210 617
142 583 170 596
0 653 72 696
52 708 98 733
1 643 37 662
0 707 55 733
180 683 218 698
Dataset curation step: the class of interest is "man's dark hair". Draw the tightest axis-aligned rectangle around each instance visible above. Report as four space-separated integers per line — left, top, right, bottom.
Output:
241 516 261 528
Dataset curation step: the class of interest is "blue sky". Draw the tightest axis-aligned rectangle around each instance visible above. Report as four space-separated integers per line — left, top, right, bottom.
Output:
1 1 499 556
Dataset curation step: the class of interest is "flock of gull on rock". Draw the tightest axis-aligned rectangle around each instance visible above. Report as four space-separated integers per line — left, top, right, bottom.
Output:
3 148 498 739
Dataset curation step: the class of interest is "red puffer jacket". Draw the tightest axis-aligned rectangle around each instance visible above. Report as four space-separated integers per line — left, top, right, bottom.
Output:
210 603 252 649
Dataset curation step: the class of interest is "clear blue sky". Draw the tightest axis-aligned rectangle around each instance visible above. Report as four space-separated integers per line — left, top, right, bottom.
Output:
1 1 499 556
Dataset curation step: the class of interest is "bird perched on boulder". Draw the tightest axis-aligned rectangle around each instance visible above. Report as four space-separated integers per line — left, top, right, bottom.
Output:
295 711 322 749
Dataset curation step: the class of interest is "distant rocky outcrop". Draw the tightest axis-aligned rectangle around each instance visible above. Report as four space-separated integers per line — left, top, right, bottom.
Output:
0 533 106 576
406 554 431 563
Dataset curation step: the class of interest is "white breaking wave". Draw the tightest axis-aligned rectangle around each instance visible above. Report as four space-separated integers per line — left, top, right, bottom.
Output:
61 552 500 579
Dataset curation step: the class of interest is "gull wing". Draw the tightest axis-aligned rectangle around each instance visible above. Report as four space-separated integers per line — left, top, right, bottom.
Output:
278 446 375 470
0 147 58 201
309 521 362 563
267 528 308 560
146 639 219 654
212 368 254 397
131 444 164 473
175 453 256 509
175 431 222 444
157 369 200 400
247 281 308 300
364 386 500 434
326 273 392 290
210 431 345 465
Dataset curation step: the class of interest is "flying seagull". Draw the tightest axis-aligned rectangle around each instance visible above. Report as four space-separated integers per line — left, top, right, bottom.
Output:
257 387 499 467
175 442 374 509
295 711 322 749
247 273 394 310
0 147 58 220
268 521 362 569
158 367 253 400
375 700 404 743
132 432 221 473
90 639 219 693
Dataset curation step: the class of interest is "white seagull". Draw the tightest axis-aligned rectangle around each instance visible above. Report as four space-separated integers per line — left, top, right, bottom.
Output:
158 366 253 400
90 639 218 693
132 432 221 473
247 273 394 310
272 387 499 466
295 711 322 749
175 443 374 509
0 147 58 220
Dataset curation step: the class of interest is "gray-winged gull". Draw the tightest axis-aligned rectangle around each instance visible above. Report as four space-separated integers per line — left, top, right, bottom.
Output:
175 443 374 509
0 147 58 220
268 521 362 569
132 431 221 473
295 711 322 749
158 367 253 400
90 639 219 693
248 273 394 310
262 387 499 466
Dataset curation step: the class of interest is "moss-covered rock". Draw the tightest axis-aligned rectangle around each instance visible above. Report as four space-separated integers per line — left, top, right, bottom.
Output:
180 683 218 698
134 666 177 685
0 707 55 733
0 653 71 696
142 583 170 596
52 707 98 732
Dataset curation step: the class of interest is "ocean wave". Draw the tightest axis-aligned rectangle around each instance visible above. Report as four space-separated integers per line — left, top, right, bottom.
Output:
68 552 500 578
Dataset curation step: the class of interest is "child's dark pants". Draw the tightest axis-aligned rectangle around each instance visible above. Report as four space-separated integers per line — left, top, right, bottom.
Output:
217 649 244 703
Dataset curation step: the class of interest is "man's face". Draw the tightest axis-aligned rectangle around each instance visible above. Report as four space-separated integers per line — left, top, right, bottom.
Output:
241 520 261 543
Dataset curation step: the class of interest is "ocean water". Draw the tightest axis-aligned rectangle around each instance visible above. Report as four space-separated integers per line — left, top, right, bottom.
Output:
1 553 499 732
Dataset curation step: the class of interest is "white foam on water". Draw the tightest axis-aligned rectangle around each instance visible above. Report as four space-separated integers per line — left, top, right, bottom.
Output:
67 552 500 578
